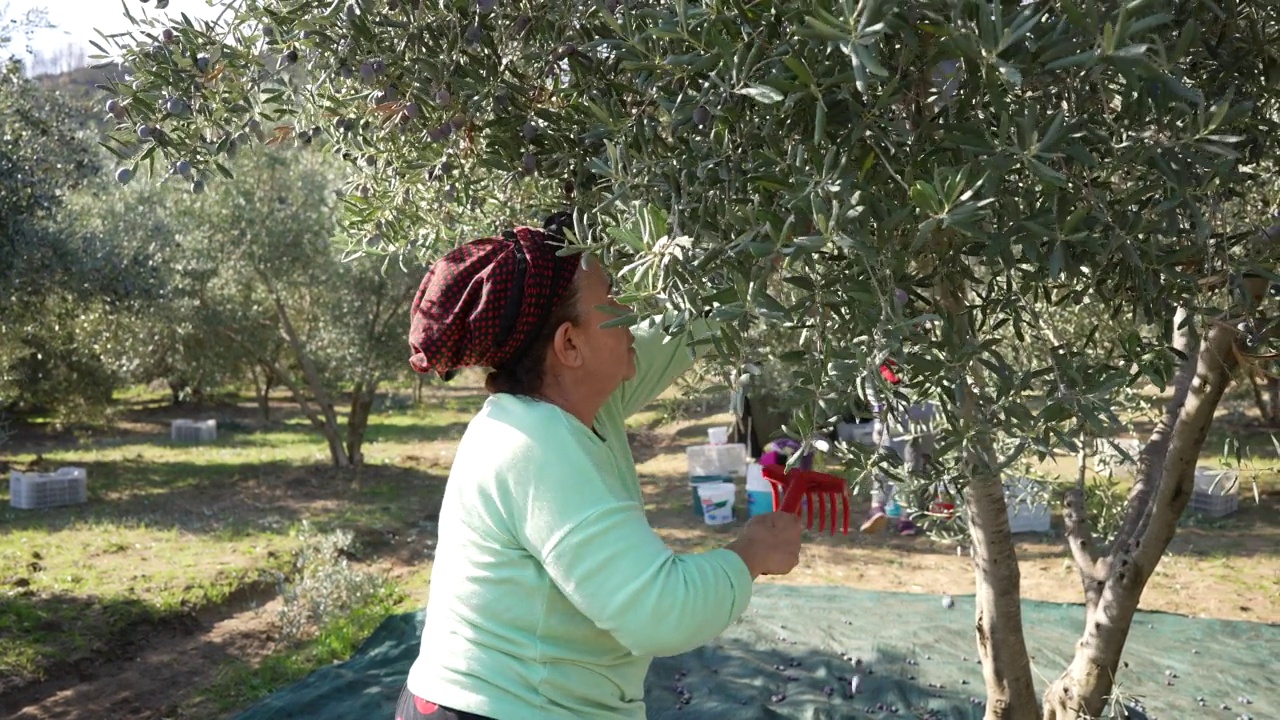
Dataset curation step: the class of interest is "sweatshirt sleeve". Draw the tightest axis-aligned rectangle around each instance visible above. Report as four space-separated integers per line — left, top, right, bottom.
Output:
507 441 753 658
611 315 719 420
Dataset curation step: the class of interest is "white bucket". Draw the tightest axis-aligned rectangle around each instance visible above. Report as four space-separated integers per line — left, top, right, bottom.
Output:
696 482 736 525
707 426 729 445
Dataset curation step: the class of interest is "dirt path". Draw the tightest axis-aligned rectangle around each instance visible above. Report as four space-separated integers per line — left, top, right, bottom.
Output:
3 591 284 720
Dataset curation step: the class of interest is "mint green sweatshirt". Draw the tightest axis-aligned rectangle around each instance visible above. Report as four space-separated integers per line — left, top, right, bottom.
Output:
405 317 753 719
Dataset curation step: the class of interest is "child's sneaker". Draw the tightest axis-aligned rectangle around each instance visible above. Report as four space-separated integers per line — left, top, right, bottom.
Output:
897 519 920 536
860 508 888 534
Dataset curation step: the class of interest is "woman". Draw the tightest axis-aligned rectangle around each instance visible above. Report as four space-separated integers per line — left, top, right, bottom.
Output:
396 215 804 720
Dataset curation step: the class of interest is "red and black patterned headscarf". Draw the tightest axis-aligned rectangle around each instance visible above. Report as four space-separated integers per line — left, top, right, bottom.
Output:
408 219 581 378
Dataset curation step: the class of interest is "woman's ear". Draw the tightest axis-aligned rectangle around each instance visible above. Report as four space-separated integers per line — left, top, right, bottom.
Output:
549 319 585 369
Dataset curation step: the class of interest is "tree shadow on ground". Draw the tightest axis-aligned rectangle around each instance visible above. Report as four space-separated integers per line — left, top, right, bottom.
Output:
4 387 483 457
0 590 207 710
0 457 448 539
0 579 283 720
198 417 474 449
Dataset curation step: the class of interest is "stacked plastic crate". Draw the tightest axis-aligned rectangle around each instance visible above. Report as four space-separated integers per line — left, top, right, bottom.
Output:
171 419 217 443
1003 475 1051 533
685 428 747 516
1189 468 1239 518
9 467 88 509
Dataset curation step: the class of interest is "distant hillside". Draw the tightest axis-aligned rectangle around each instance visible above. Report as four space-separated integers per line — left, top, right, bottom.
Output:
37 62 127 103
34 63 130 133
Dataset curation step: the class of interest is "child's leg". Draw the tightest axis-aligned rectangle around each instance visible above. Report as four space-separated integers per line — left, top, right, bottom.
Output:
860 478 890 533
861 419 891 533
896 433 924 536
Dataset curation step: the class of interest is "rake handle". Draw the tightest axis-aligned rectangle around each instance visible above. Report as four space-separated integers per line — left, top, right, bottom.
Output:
778 480 809 515
761 464 805 515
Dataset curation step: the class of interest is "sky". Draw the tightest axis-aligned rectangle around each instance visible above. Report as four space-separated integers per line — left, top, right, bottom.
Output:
5 0 229 70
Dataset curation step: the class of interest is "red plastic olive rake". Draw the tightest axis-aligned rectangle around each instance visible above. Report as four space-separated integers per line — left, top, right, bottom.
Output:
760 463 851 535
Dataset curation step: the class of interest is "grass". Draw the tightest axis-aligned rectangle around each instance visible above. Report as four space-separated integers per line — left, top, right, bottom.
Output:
0 386 462 692
179 561 433 718
0 523 291 682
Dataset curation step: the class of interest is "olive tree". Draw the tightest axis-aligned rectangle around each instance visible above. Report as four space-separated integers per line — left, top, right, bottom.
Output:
100 1 1280 717
72 144 416 466
0 18 111 423
59 151 264 407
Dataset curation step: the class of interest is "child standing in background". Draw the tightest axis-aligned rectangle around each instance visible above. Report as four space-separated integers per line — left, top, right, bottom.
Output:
860 288 941 536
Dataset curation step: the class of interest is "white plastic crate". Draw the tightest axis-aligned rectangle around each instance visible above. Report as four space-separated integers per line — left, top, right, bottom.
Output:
9 467 88 509
1003 475 1052 533
1189 468 1239 518
835 421 876 447
1092 437 1142 476
171 418 217 443
686 443 747 479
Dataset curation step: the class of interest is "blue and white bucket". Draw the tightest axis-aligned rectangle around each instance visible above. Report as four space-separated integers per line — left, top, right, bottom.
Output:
689 475 733 515
697 482 736 525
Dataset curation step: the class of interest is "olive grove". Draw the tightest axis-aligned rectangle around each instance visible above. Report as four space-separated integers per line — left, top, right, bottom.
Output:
70 145 417 466
100 0 1280 717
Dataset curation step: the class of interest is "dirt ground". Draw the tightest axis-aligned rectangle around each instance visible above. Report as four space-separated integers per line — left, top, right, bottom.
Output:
5 592 282 720
629 420 1280 624
3 397 1277 719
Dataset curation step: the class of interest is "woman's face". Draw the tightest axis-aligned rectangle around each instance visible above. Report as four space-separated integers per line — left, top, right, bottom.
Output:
571 256 636 389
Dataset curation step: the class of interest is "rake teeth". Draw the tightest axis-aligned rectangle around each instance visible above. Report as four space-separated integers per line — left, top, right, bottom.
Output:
799 491 852 535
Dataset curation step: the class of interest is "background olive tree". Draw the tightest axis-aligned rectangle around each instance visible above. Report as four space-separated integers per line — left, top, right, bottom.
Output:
0 10 113 426
100 1 1280 717
67 144 417 466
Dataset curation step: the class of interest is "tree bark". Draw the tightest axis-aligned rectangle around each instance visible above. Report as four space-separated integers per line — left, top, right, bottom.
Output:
1268 376 1280 425
1245 370 1269 423
940 281 1039 720
1042 317 1241 719
345 378 378 467
259 275 351 468
262 370 274 422
250 363 274 422
1063 437 1105 610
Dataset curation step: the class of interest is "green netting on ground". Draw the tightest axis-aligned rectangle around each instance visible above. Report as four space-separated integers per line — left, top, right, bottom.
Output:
231 584 1277 720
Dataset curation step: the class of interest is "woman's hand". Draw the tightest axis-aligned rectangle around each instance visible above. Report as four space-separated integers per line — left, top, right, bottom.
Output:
726 512 804 579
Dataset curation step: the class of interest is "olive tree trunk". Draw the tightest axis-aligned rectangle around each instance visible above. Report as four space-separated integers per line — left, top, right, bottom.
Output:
249 363 275 422
344 378 379 468
1269 377 1280 425
220 323 353 467
264 283 354 467
1043 307 1246 719
941 281 1040 720
1245 371 1280 425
